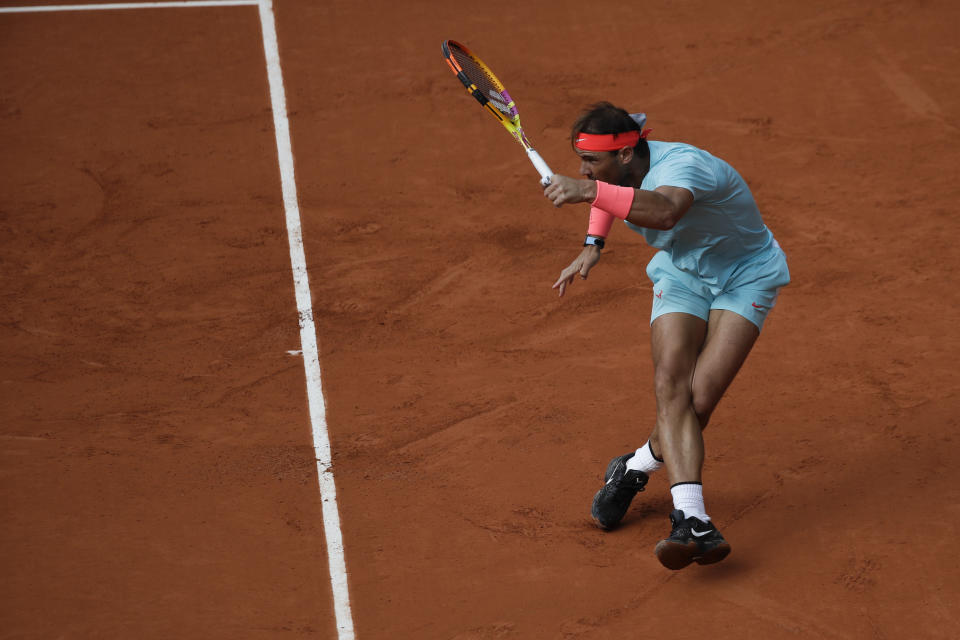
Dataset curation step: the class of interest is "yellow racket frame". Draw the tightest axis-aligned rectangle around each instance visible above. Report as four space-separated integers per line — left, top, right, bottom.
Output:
442 40 553 184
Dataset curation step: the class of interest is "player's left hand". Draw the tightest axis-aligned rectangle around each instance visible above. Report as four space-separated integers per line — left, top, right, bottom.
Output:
552 245 602 297
543 175 596 207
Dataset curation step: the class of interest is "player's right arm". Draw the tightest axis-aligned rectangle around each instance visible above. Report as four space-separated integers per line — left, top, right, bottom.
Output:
545 176 692 230
641 186 693 229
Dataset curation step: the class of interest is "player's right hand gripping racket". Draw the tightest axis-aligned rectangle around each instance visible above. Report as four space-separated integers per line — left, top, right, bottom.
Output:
442 40 554 186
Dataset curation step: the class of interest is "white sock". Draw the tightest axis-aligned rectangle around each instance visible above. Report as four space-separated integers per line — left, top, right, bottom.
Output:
625 440 664 474
671 482 710 522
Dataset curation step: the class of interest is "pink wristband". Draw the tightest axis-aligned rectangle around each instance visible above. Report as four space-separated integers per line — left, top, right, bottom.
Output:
586 206 615 238
592 181 634 220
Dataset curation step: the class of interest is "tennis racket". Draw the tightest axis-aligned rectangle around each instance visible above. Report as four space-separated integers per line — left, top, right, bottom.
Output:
442 39 553 185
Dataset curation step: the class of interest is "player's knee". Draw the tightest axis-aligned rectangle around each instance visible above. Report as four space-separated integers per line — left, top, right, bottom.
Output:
693 402 713 429
691 379 723 426
654 362 693 404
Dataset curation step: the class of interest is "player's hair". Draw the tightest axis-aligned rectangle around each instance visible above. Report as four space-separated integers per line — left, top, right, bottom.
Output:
571 101 649 158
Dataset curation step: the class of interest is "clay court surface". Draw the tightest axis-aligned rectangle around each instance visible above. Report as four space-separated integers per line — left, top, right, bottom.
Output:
2 0 959 637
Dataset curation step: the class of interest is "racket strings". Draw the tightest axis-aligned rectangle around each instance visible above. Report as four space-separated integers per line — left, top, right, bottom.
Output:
449 48 513 118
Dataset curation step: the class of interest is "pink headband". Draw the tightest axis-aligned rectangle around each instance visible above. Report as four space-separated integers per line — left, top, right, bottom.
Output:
575 129 652 152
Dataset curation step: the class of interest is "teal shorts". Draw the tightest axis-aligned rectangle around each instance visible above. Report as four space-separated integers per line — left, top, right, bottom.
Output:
646 244 790 330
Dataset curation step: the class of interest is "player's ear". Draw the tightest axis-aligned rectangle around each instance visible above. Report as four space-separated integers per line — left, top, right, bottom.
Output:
617 146 634 165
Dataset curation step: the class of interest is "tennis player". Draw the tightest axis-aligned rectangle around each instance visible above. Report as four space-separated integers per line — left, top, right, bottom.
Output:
543 102 790 570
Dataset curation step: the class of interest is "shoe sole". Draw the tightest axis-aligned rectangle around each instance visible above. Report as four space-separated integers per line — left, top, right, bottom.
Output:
654 539 731 570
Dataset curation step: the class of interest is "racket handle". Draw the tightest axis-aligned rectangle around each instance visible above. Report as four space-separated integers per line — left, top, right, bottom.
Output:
526 148 553 186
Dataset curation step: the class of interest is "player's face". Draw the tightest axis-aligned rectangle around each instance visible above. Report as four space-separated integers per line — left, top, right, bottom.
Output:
577 149 628 185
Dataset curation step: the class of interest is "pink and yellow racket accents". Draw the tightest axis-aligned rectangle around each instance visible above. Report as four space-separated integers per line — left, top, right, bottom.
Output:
442 39 553 185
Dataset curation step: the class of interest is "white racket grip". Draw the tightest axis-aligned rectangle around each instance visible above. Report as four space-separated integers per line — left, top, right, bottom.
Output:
527 148 553 186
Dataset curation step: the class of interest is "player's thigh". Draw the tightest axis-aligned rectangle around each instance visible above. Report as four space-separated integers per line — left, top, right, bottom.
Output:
648 259 711 398
691 309 760 414
651 312 707 395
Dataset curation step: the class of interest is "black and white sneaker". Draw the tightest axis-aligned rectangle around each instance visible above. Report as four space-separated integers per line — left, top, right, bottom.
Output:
590 453 649 529
654 509 731 570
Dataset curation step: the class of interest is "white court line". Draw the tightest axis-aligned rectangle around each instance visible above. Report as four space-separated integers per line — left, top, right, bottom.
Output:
0 2 357 638
256 2 356 638
0 0 257 12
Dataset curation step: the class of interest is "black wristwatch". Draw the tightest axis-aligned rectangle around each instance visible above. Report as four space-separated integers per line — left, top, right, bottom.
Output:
584 235 605 249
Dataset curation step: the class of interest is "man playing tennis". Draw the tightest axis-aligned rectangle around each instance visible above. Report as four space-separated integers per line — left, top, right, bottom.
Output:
543 102 790 570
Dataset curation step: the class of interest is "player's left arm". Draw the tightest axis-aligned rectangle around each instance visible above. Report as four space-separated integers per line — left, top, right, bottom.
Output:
551 244 602 297
544 176 693 229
